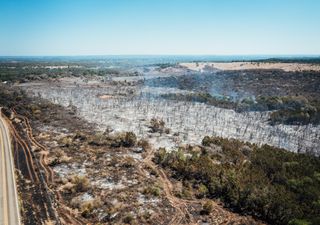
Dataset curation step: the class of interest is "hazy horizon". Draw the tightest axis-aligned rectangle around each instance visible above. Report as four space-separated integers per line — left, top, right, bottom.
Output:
1 54 320 58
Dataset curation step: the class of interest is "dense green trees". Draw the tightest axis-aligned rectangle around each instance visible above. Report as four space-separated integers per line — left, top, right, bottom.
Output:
154 136 320 225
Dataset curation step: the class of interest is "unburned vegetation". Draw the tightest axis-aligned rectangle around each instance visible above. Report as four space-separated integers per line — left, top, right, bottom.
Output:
154 136 320 225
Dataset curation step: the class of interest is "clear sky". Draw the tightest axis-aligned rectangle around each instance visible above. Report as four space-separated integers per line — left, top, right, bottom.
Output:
0 0 320 56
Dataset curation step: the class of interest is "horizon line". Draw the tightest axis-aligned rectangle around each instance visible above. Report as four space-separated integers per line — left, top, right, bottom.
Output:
1 54 320 58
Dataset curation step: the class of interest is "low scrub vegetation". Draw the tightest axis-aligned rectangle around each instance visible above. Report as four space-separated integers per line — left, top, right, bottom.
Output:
71 175 91 192
70 196 102 218
154 136 320 225
88 131 137 148
142 184 161 197
149 118 170 134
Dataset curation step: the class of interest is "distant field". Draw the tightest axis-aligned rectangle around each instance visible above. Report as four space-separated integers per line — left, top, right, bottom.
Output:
180 61 320 72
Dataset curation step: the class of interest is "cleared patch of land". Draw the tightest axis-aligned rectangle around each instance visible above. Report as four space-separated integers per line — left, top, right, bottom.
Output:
180 62 320 72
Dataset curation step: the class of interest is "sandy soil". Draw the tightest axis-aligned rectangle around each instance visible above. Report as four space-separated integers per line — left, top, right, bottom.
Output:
98 94 115 99
180 62 320 72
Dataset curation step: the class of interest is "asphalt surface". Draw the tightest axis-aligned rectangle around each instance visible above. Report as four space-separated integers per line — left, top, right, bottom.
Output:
0 113 21 225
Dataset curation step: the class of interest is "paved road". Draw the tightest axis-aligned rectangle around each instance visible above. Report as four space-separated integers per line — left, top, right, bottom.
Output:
0 113 21 225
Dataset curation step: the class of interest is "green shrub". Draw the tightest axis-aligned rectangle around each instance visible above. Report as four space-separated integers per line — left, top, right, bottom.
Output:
201 201 214 215
111 132 137 147
123 132 137 147
154 136 320 225
289 219 312 225
196 184 209 198
142 185 161 197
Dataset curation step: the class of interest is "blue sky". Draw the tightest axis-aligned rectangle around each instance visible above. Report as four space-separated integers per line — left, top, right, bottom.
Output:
0 0 319 56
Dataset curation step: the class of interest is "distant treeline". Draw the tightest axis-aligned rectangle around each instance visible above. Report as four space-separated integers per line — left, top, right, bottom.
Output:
0 63 140 82
248 57 320 64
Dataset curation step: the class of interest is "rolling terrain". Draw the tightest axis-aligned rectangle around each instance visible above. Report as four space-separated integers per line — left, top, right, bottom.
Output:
0 57 320 225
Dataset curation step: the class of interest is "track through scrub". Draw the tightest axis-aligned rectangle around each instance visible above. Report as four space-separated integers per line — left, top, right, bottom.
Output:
141 148 197 225
10 108 84 225
0 108 60 224
140 147 265 225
